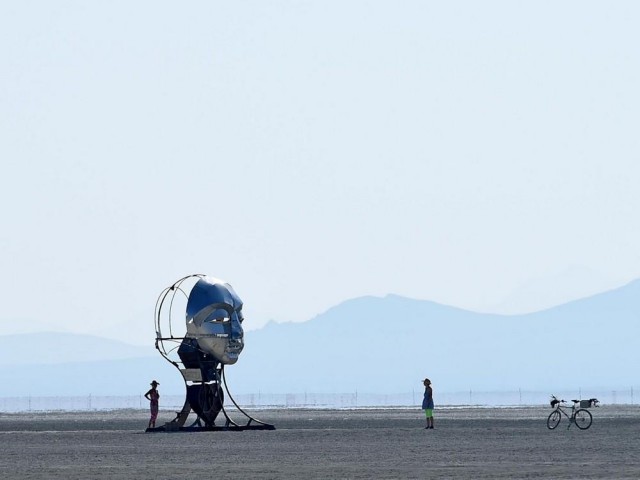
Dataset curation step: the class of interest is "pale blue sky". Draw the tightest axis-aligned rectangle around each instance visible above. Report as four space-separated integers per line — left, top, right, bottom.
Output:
2 1 639 344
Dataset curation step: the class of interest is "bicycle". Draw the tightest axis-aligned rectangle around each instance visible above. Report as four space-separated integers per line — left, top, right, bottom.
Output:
547 395 599 430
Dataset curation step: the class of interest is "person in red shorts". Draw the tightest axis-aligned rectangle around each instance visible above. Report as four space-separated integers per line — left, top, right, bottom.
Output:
145 380 160 429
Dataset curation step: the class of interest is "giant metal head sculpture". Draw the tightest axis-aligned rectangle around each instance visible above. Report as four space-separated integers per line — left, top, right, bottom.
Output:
185 276 244 364
152 274 274 432
155 274 245 366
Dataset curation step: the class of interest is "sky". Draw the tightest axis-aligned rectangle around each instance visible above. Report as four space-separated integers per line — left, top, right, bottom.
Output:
2 1 640 345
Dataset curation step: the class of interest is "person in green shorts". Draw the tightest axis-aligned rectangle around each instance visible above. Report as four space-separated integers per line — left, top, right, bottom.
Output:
422 378 434 429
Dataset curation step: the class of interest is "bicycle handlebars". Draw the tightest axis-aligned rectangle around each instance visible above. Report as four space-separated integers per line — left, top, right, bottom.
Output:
550 395 600 407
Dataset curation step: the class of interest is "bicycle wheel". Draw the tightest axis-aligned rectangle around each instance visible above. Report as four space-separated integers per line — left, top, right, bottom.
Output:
574 409 592 430
547 410 561 429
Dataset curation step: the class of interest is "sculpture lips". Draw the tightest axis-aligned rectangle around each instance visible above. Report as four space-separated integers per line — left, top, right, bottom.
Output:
224 339 244 362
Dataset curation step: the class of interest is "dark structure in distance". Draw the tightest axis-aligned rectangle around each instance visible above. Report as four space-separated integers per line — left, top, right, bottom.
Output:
150 274 274 432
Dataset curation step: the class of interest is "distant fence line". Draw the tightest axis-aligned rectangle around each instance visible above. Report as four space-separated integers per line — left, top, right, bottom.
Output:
0 388 637 413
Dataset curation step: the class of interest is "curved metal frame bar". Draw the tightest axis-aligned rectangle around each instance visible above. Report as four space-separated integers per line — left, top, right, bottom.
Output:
212 365 273 429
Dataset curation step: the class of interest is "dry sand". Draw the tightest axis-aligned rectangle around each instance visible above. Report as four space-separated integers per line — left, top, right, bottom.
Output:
1 406 638 479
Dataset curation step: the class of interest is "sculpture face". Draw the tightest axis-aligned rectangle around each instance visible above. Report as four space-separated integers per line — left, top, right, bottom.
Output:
185 277 244 364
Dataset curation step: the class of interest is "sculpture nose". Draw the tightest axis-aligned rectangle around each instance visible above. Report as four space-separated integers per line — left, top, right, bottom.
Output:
229 313 243 339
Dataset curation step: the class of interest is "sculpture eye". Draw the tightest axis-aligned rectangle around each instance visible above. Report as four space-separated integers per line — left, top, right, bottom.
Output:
209 316 230 323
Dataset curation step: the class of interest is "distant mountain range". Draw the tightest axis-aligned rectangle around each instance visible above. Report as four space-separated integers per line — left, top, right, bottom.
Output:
232 279 640 393
0 332 155 366
0 281 638 396
0 333 164 396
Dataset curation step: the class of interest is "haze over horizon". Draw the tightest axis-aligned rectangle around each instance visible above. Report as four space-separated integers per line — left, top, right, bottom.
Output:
2 1 640 346
2 279 638 396
1 276 636 346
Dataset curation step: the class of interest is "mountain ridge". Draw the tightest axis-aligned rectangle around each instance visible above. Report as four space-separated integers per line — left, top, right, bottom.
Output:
0 331 156 366
0 280 638 395
232 279 639 393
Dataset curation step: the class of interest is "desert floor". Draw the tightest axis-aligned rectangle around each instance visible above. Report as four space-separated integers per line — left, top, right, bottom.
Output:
1 405 638 479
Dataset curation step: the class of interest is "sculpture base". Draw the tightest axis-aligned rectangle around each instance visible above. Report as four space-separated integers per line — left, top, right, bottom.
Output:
145 423 275 433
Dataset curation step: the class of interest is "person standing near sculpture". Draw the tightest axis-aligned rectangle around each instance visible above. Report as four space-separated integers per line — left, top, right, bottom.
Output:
422 378 434 429
145 380 160 429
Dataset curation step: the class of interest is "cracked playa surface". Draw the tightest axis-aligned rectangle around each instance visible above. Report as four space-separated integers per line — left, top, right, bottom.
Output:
1 406 639 479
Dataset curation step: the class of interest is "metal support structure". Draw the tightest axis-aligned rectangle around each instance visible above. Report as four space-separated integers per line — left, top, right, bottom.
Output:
147 274 275 433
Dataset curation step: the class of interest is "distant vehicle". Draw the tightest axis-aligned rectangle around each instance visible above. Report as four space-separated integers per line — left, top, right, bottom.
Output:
547 395 599 430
